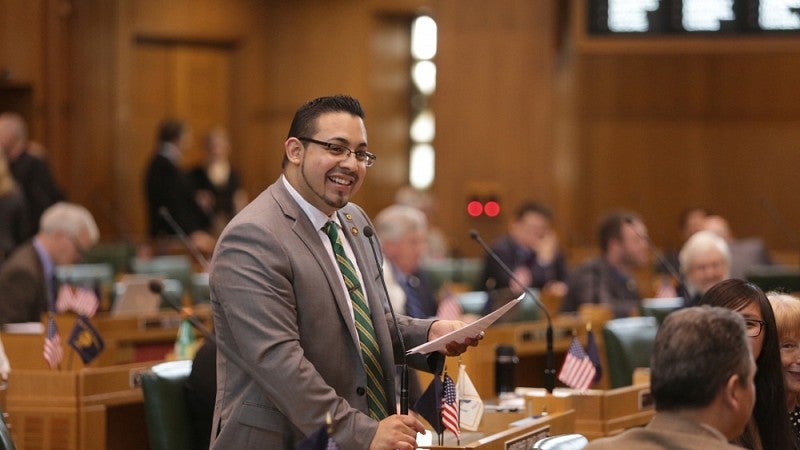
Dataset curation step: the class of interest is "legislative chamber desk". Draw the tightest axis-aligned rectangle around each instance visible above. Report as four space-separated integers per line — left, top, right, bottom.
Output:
420 409 575 450
1 307 212 449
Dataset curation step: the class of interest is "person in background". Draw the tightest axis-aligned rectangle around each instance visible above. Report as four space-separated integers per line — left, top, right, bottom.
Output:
394 185 449 261
560 210 650 318
189 127 248 236
0 112 65 238
678 230 731 306
481 201 568 315
586 306 756 450
0 202 98 324
144 118 215 255
697 279 797 450
209 95 481 450
703 214 772 280
767 292 800 444
0 149 29 265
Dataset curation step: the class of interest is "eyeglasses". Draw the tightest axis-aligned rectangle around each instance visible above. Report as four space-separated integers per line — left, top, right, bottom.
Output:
744 319 765 338
297 137 376 167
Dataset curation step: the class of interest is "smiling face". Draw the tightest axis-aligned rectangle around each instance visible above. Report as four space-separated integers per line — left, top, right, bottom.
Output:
284 111 368 216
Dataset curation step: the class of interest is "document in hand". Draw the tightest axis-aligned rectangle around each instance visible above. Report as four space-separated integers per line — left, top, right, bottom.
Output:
406 293 524 355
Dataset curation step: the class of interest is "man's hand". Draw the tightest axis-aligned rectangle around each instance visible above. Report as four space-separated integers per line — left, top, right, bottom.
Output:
369 414 425 450
429 320 484 356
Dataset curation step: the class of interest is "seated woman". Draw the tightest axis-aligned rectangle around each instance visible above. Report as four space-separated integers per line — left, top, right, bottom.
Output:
698 279 797 450
767 292 800 444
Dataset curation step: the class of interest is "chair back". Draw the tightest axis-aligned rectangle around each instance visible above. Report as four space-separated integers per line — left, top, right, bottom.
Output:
603 316 658 388
639 297 683 325
530 433 588 450
131 255 193 294
141 360 195 450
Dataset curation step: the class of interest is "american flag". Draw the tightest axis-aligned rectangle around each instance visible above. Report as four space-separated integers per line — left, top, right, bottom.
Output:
558 336 597 390
43 315 63 369
441 373 459 438
56 284 99 318
436 290 463 320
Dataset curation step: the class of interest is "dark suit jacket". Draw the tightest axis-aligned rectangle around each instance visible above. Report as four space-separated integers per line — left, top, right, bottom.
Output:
144 153 209 237
209 178 439 449
10 150 64 237
0 242 49 324
561 257 641 318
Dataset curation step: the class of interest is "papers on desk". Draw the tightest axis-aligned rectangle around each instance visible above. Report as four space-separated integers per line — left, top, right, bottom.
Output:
407 293 524 355
2 322 44 334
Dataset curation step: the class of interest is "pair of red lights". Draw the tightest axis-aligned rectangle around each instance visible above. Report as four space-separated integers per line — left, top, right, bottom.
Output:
466 199 501 218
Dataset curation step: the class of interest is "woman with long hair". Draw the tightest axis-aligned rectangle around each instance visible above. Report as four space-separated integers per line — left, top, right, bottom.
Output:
699 279 797 450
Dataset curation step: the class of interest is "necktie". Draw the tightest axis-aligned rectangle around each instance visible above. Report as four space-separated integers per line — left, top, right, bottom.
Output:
324 222 390 420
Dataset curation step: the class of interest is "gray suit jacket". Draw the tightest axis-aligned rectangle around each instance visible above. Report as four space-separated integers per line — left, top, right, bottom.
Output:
210 179 438 449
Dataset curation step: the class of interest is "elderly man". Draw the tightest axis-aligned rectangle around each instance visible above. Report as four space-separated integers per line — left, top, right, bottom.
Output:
586 306 756 449
679 230 731 306
0 202 99 324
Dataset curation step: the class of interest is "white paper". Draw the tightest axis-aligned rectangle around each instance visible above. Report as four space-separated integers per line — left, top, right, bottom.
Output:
406 293 523 355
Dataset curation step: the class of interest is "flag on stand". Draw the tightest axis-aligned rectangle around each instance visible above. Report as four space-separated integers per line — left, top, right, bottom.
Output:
436 289 463 320
557 336 597 390
43 315 63 369
586 328 602 383
415 373 444 435
67 315 105 364
441 373 460 439
56 284 99 318
457 364 484 431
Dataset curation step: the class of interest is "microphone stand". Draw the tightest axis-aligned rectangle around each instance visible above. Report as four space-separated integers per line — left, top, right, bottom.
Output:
470 230 555 393
158 206 211 271
362 226 409 415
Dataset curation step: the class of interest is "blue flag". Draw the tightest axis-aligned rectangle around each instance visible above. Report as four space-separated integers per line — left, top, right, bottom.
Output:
68 315 105 364
414 374 444 434
586 329 602 383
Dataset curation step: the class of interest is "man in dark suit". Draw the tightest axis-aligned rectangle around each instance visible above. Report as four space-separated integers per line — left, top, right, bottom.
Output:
210 95 481 450
586 306 756 449
0 202 99 324
144 119 215 254
0 112 65 238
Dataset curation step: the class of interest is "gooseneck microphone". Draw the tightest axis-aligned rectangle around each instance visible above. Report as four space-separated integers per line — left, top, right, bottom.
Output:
470 229 555 393
158 206 211 271
362 225 409 415
148 279 260 382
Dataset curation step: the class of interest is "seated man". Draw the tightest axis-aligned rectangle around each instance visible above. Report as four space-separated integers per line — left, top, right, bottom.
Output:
586 306 756 449
560 210 650 318
679 230 731 306
0 202 99 324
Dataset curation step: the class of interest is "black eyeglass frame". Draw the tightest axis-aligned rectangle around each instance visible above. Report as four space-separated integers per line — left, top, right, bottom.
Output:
297 137 377 167
744 318 765 338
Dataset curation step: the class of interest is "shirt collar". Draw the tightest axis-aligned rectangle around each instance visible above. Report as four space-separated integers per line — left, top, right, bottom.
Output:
281 175 340 232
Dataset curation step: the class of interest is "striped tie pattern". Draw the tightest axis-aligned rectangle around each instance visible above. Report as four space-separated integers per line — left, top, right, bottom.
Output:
324 222 390 420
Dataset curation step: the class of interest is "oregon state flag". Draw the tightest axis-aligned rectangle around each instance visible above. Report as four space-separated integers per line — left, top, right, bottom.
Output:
68 315 105 364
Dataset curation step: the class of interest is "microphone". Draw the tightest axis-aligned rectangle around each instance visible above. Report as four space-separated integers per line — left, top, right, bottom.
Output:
158 206 211 271
624 217 684 288
362 226 409 415
470 229 555 393
148 279 262 383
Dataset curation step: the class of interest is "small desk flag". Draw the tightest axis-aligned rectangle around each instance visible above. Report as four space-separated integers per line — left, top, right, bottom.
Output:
558 336 597 390
67 315 105 364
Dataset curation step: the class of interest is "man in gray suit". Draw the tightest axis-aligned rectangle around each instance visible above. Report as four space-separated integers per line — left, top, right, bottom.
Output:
585 306 756 450
210 95 480 450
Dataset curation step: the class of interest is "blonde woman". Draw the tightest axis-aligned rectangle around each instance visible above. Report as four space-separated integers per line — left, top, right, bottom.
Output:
768 292 800 443
0 150 29 263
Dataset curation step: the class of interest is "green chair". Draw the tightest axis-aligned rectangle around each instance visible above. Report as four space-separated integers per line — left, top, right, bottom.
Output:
82 241 135 275
639 297 684 325
530 433 588 450
141 360 195 450
190 273 210 304
131 255 193 292
603 316 658 388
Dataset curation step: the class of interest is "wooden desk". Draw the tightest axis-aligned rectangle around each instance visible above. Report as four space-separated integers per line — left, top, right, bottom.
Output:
6 362 156 450
421 409 575 450
433 316 589 399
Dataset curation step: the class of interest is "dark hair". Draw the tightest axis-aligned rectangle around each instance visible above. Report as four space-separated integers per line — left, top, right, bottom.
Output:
157 118 187 144
597 210 639 253
679 206 710 230
698 279 797 450
283 95 365 168
514 201 553 222
651 306 750 411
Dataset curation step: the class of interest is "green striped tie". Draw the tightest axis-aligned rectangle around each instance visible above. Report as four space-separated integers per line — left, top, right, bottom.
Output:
324 222 390 420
